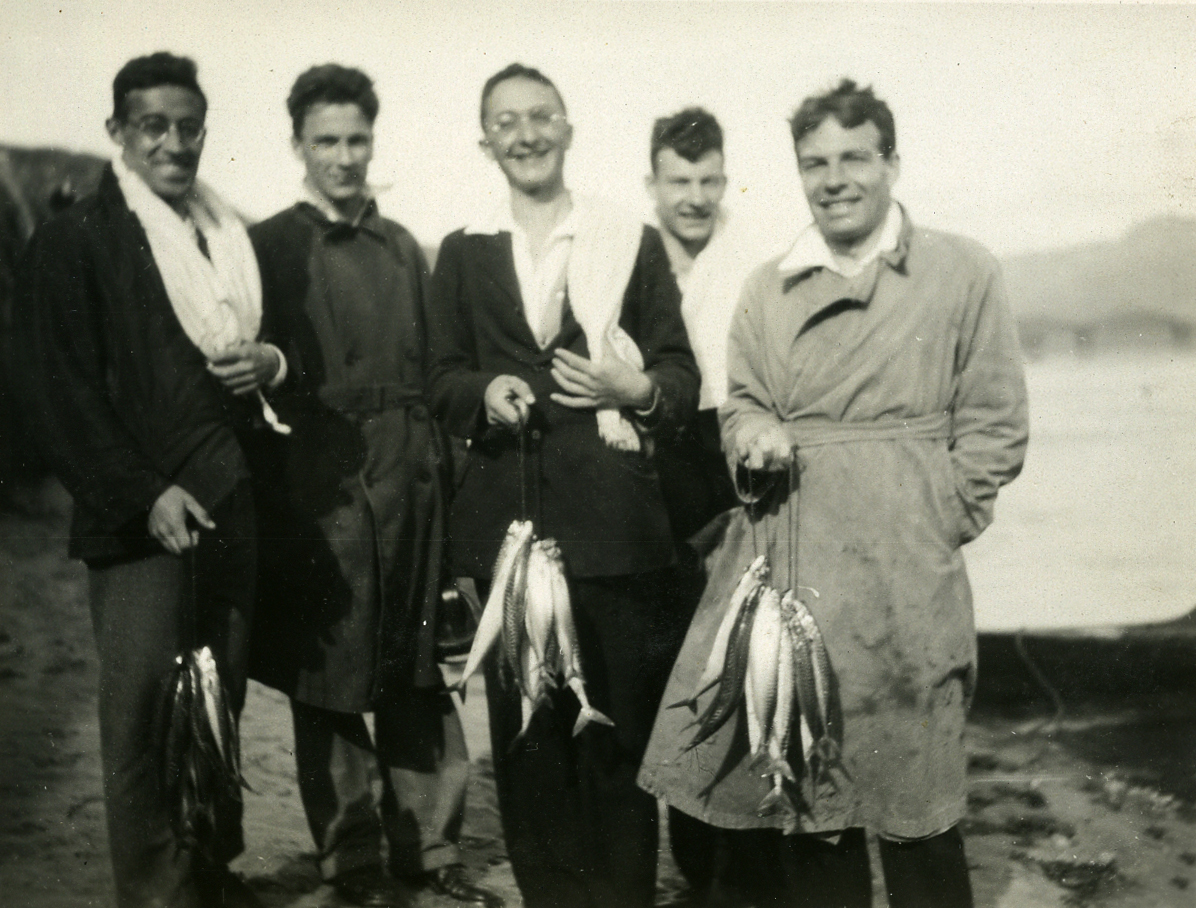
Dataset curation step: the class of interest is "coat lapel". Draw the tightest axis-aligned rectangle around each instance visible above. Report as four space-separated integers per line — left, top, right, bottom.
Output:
472 232 542 350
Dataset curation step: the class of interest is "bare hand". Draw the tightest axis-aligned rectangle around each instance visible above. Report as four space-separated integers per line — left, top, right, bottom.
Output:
736 424 795 472
148 485 215 555
207 341 280 396
550 346 653 411
484 375 536 428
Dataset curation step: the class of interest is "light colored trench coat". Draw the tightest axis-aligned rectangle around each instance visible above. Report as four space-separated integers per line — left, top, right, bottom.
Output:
638 215 1029 838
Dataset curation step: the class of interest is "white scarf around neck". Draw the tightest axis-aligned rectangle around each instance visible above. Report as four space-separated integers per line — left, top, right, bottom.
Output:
112 154 289 434
564 200 646 452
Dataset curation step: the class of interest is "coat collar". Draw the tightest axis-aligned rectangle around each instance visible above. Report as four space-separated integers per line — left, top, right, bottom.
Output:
293 194 394 252
776 205 914 335
780 202 911 293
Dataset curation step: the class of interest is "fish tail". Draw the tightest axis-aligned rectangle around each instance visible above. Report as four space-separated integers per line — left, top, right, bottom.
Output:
666 694 700 713
757 781 795 818
572 704 615 736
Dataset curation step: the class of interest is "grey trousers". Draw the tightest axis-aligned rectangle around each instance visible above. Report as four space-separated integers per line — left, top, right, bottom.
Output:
88 482 256 908
291 684 471 881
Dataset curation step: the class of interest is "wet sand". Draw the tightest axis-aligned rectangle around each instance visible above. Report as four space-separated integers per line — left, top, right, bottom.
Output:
2 485 1194 907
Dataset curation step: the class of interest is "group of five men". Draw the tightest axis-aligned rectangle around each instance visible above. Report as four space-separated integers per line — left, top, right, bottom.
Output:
11 51 1027 908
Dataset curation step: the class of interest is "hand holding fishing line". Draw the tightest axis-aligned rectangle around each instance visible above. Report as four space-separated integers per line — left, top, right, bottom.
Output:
148 485 215 554
485 374 537 427
737 423 796 471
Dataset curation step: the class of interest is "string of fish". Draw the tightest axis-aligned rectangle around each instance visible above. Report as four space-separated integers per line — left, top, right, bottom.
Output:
156 550 248 858
454 422 614 741
671 452 839 818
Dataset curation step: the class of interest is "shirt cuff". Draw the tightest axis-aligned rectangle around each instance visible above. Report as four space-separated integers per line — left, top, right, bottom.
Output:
264 343 288 388
632 381 662 424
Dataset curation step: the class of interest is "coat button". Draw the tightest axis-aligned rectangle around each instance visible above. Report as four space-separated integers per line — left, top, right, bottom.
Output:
411 405 427 422
405 348 420 362
345 349 361 366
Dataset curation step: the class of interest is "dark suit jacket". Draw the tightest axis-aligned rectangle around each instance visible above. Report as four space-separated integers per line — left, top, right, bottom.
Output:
9 165 250 564
426 223 699 578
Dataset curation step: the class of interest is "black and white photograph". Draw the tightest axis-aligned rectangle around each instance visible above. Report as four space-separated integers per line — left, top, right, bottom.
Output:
1 2 1194 907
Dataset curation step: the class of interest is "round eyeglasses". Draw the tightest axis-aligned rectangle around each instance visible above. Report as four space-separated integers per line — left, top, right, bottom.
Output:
484 109 567 139
130 115 207 146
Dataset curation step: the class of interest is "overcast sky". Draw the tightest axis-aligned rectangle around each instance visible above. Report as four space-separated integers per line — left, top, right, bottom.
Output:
2 0 1194 257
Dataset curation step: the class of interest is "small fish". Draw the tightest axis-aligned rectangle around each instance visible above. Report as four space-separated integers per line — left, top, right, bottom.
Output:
746 587 783 762
548 546 614 735
683 582 763 752
524 540 558 669
195 647 225 761
456 520 534 693
781 590 839 784
758 624 798 817
501 534 533 690
672 554 769 712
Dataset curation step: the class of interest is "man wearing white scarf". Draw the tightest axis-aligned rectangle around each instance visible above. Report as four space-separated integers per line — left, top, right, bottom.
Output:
427 64 699 908
10 54 266 908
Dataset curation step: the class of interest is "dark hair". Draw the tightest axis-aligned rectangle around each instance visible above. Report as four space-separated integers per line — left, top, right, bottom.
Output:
111 52 206 122
789 79 896 159
479 63 566 127
650 107 723 171
287 64 379 136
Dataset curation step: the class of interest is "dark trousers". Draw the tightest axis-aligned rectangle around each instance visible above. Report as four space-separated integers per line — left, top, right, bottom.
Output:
291 684 471 881
687 825 973 908
88 482 256 908
482 571 689 908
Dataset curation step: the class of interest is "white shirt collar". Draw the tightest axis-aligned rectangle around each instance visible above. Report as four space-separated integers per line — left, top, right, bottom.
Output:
778 201 903 279
464 192 580 240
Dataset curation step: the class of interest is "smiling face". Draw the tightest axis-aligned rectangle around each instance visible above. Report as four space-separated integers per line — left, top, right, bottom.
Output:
292 102 374 214
795 117 899 256
648 148 727 256
106 85 206 205
481 76 572 197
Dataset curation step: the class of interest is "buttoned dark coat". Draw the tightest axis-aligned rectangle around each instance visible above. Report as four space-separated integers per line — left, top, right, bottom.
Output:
247 204 449 709
426 225 699 580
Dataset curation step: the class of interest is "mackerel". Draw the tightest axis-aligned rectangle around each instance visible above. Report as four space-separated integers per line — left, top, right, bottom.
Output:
672 555 769 712
746 587 783 762
683 582 763 752
457 520 534 692
547 546 614 734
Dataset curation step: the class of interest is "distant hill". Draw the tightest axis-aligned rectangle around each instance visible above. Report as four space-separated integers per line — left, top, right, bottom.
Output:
1002 215 1196 356
0 145 107 235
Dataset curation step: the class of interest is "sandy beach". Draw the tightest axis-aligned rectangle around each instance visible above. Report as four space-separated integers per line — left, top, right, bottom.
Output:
2 474 1194 908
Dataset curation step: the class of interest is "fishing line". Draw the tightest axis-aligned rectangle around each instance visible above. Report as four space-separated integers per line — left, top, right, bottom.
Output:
788 450 797 592
748 468 759 559
518 416 528 525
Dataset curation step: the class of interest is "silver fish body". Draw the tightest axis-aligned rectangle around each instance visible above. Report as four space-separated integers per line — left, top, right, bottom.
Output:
457 519 535 692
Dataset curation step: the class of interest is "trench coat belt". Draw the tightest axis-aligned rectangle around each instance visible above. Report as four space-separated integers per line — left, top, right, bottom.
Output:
317 383 427 413
783 411 951 448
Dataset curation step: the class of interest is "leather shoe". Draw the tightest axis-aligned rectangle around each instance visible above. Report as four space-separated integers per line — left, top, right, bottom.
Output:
195 867 264 908
425 865 503 907
333 866 412 908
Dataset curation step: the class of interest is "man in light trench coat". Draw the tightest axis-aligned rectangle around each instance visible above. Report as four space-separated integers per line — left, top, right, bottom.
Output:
638 78 1029 908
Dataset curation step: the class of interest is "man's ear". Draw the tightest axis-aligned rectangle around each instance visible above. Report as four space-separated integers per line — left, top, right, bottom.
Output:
886 152 901 186
291 134 306 164
479 137 497 161
105 117 123 144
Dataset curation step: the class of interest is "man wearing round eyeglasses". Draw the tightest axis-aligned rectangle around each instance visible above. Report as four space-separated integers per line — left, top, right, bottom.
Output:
10 53 277 908
427 64 699 908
